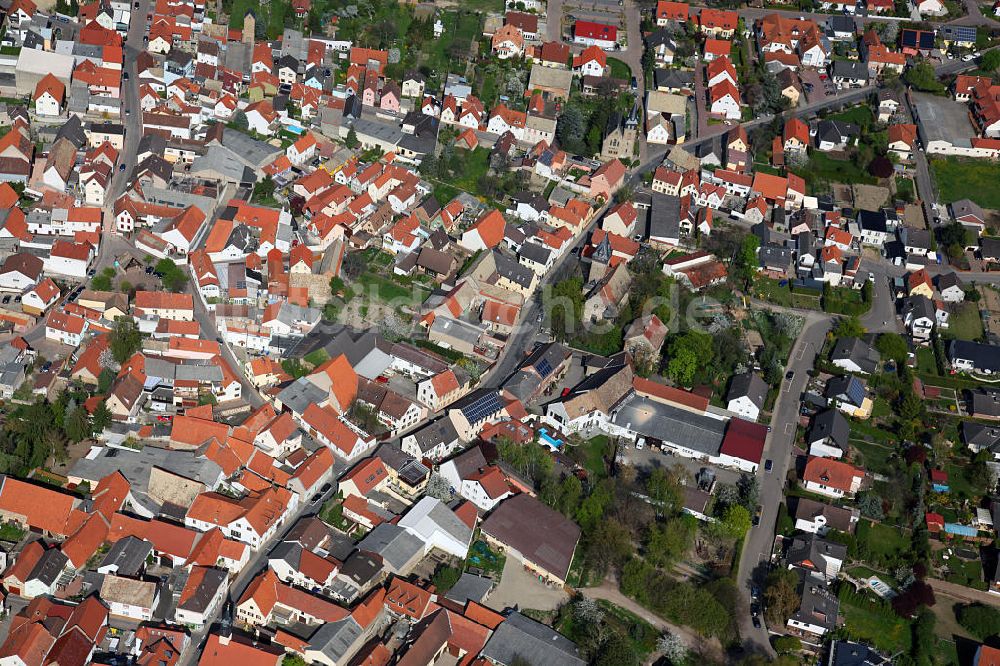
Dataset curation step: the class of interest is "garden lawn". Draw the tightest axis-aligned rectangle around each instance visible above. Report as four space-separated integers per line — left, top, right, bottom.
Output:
849 438 894 475
827 106 875 129
856 520 910 565
436 147 492 198
944 462 977 499
793 151 878 188
423 11 482 76
754 277 793 307
303 349 329 367
916 347 938 375
850 419 895 445
790 291 822 310
895 176 915 202
573 435 610 480
607 57 632 80
0 523 24 541
839 592 912 654
944 556 986 589
931 158 1000 208
823 286 870 316
946 301 984 341
355 273 429 305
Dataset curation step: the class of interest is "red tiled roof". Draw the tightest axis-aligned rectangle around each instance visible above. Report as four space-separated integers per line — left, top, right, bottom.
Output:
802 456 863 492
719 418 768 464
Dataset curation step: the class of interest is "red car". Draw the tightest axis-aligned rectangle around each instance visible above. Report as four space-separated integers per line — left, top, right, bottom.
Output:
157 415 173 422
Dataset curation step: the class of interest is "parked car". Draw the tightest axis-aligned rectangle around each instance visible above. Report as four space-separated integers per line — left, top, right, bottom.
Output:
764 459 773 473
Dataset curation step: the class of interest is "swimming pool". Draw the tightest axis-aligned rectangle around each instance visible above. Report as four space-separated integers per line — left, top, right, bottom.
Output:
538 427 564 449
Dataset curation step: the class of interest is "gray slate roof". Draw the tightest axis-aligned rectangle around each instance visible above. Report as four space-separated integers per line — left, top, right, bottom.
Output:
727 372 768 409
808 409 850 450
357 523 424 573
481 611 585 666
830 337 881 375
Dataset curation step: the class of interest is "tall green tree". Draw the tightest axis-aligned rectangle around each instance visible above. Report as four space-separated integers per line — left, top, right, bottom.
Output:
92 402 113 433
547 277 584 342
763 568 800 626
834 316 865 339
64 407 92 443
904 61 945 93
876 332 908 363
666 331 714 386
110 317 142 364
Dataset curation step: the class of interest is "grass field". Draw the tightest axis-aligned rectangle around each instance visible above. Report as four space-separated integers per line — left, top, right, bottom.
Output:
944 462 978 499
827 105 875 130
355 272 430 305
754 277 793 306
793 151 878 189
946 301 984 341
839 591 913 654
850 438 894 475
856 520 911 566
931 157 1000 208
607 57 632 80
916 347 938 375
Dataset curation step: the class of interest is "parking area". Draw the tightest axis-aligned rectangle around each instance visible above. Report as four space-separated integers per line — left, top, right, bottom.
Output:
799 69 828 104
622 444 745 486
485 556 569 613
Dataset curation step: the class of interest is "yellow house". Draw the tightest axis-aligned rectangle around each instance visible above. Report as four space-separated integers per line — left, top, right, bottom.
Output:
907 269 934 298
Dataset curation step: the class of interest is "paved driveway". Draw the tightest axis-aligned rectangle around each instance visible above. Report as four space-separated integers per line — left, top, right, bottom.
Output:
485 556 569 613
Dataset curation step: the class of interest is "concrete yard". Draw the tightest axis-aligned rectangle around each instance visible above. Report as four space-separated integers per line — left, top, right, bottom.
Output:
485 556 569 613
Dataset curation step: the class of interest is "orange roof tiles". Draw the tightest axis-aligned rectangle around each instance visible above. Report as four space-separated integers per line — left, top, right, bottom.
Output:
302 404 361 456
802 456 863 492
33 73 65 103
468 210 506 249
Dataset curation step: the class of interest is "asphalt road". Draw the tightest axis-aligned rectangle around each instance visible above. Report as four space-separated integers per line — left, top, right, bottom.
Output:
858 260 903 334
734 311 832 656
546 0 565 42
722 3 994 29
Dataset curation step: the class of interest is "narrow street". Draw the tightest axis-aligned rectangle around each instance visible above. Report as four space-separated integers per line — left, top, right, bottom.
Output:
735 312 832 656
175 487 338 666
858 260 903 335
546 0 564 42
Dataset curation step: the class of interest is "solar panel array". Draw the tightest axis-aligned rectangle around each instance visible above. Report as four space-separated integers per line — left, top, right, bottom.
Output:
462 391 503 422
535 358 553 379
845 377 866 406
949 26 976 41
